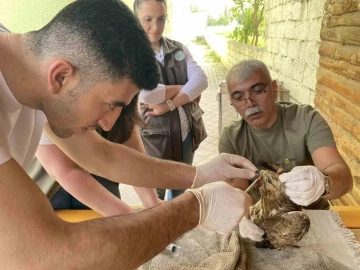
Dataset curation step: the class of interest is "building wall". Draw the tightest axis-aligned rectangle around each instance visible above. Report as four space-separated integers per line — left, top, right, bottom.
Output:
205 0 326 106
315 1 360 206
0 0 73 33
0 0 134 33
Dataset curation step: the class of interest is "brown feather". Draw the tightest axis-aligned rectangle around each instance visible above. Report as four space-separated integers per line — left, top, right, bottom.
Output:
249 168 310 249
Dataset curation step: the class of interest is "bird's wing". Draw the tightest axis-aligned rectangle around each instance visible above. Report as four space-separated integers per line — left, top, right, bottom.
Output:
260 211 310 248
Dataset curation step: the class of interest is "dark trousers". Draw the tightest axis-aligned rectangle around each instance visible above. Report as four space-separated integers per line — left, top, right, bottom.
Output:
50 175 120 210
157 132 194 200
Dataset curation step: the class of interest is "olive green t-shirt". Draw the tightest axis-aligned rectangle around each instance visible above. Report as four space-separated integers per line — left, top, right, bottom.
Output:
218 103 335 208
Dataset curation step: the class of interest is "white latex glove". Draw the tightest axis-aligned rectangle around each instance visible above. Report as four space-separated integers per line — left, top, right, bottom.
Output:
187 181 252 233
192 153 257 188
279 165 325 206
239 216 264 242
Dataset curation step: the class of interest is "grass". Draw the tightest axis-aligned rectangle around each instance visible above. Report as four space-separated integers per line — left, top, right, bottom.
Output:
217 31 266 47
204 50 221 63
192 36 207 45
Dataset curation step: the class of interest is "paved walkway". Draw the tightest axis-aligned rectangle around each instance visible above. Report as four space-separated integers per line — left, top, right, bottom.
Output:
119 42 236 206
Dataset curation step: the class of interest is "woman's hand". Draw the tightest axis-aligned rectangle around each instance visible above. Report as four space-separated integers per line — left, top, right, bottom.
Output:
141 102 170 116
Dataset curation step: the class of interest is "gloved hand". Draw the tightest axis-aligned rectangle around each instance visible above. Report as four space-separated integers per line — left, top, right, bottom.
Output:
279 166 325 206
239 216 264 242
192 153 257 188
187 181 252 233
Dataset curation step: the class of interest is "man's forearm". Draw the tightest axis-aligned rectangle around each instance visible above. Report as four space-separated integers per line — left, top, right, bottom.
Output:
16 192 199 269
45 125 196 189
101 145 195 189
322 162 353 199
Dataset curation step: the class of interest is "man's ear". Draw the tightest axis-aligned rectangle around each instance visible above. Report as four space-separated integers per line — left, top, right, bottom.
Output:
47 59 78 95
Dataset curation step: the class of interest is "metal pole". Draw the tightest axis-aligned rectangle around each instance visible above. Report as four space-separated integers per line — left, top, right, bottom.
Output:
217 80 225 135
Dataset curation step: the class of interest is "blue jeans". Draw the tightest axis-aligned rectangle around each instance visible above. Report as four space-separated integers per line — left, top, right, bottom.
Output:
157 132 194 200
50 175 120 210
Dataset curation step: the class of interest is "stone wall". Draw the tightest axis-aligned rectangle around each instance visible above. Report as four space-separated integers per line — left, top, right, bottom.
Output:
205 0 326 106
315 0 360 206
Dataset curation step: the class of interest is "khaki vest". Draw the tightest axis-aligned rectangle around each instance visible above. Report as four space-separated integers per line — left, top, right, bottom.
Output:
141 38 207 161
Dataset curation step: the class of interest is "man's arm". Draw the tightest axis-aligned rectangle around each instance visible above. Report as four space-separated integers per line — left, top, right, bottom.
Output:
279 146 353 206
44 123 194 188
0 158 199 269
312 146 353 199
44 123 257 189
218 127 249 190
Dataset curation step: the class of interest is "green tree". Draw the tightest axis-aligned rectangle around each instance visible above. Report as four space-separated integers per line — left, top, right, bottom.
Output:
190 3 199 13
230 0 265 46
207 7 230 26
207 15 230 26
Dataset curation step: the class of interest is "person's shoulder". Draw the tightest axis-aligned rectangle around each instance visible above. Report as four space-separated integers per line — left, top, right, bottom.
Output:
162 37 184 47
222 119 244 134
279 102 313 111
279 102 316 119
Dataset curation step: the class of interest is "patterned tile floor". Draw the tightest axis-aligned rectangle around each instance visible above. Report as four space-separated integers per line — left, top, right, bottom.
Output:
119 42 237 206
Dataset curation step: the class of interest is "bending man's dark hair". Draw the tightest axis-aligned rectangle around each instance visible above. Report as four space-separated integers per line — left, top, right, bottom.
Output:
26 0 160 90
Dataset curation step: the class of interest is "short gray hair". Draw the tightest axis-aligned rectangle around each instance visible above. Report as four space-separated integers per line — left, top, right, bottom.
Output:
226 59 271 85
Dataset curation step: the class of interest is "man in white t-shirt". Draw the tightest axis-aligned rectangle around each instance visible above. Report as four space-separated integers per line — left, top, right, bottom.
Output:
0 1 258 269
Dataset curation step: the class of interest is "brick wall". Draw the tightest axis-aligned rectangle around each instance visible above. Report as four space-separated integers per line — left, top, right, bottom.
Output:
315 1 360 206
205 0 326 106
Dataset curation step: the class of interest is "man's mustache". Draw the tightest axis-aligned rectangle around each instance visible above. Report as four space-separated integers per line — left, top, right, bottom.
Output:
245 106 264 117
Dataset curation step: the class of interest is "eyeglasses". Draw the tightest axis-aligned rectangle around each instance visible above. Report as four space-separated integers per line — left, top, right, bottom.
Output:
141 16 167 27
230 80 272 109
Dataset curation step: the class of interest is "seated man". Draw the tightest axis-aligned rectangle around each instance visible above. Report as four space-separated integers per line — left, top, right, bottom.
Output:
219 59 353 241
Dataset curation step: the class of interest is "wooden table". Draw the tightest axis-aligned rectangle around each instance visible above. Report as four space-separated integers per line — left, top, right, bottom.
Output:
330 206 360 241
56 206 360 241
56 209 102 222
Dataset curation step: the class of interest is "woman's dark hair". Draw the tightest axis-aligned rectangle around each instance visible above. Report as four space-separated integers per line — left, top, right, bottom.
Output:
133 0 167 15
98 94 143 144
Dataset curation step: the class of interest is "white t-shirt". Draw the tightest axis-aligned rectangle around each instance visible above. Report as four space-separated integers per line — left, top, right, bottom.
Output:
0 71 45 169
